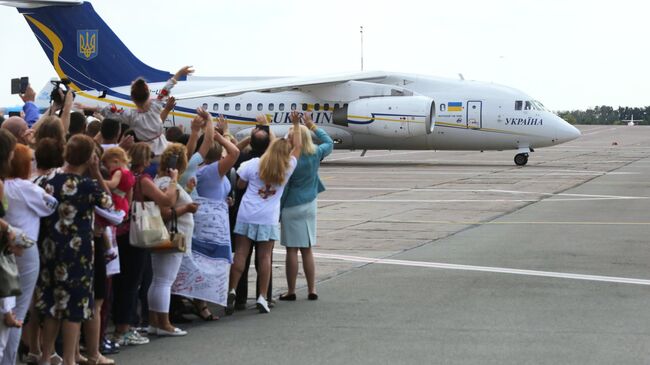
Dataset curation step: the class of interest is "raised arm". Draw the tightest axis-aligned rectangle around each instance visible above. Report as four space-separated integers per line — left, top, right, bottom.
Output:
304 112 333 158
140 169 179 207
160 96 176 122
186 114 204 160
214 116 240 177
59 89 74 135
196 109 214 159
289 111 302 158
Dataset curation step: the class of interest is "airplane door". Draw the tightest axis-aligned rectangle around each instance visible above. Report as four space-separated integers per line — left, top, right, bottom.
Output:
466 101 482 129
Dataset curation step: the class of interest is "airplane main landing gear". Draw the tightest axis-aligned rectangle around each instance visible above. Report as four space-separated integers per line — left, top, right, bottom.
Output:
514 153 529 166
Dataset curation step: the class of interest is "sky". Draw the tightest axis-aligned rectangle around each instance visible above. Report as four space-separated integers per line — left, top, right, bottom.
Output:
0 0 648 111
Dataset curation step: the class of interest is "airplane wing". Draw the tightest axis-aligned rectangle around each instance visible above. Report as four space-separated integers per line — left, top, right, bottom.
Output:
174 71 390 100
0 0 82 8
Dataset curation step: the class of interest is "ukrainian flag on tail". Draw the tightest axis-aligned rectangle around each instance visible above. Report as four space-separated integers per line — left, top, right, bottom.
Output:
448 102 463 112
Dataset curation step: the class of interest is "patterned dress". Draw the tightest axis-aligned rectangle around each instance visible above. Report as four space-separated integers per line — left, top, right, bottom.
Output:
35 173 112 321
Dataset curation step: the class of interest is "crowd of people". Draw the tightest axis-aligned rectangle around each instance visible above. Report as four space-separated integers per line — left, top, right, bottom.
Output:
0 66 333 365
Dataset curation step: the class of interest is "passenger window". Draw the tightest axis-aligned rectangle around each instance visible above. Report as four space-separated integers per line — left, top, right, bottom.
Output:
515 101 522 111
257 103 263 111
246 103 252 111
524 101 532 110
440 104 447 112
202 103 208 110
224 103 230 111
302 103 308 111
290 103 297 111
213 103 219 111
235 103 241 111
314 103 320 111
324 103 330 111
269 103 274 111
279 103 285 111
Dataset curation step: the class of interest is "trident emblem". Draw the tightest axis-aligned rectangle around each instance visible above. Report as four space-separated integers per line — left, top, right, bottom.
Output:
77 30 98 60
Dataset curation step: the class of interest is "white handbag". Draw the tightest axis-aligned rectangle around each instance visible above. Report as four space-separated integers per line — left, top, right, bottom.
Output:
129 175 170 249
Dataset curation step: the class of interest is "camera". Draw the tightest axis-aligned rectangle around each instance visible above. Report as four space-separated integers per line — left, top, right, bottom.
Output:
50 78 75 105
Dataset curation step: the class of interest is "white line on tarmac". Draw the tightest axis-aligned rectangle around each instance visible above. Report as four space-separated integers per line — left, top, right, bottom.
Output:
325 151 429 162
272 250 650 286
326 187 646 200
319 197 643 203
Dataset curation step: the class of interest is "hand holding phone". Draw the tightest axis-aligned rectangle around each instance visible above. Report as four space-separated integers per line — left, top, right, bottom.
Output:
10 77 29 95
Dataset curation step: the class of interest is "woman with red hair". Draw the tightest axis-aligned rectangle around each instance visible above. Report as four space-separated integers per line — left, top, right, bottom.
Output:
1 144 57 364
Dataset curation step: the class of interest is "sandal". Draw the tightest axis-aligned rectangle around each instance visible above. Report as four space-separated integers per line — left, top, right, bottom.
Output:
193 304 218 321
81 354 115 365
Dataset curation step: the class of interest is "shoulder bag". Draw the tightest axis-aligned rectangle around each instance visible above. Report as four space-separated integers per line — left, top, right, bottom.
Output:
150 207 186 254
129 175 170 249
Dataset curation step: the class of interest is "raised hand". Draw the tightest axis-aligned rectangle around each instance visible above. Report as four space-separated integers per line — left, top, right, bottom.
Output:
190 115 204 133
256 114 269 125
303 111 315 129
289 110 301 124
19 84 36 103
164 96 177 112
174 66 195 80
196 107 211 121
217 114 228 132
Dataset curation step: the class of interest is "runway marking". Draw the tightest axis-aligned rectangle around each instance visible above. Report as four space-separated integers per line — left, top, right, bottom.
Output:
273 250 650 286
319 218 650 226
320 197 645 203
326 187 646 200
325 151 428 162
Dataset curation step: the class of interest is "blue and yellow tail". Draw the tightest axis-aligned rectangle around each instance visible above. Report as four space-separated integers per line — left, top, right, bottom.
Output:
17 1 173 91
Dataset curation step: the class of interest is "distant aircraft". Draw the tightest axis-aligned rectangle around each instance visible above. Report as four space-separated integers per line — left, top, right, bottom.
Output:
1 79 55 118
621 115 640 126
3 0 581 166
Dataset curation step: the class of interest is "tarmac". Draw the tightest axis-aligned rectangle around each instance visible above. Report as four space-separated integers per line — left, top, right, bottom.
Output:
113 125 650 364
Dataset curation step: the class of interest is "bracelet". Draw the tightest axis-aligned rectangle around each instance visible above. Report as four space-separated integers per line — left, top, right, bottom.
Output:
308 124 318 131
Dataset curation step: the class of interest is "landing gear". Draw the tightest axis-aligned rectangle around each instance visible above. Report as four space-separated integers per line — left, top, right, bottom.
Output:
514 153 529 166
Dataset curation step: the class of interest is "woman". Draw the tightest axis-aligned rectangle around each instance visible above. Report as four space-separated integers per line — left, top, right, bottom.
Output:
35 134 112 365
149 143 198 336
192 116 239 320
279 112 333 301
1 144 58 365
110 143 176 345
22 137 65 364
226 111 302 314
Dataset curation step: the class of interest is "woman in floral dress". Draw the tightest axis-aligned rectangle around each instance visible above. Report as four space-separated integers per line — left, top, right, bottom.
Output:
35 135 112 365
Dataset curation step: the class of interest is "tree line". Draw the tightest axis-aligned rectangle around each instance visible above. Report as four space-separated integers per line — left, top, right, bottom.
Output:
558 106 650 125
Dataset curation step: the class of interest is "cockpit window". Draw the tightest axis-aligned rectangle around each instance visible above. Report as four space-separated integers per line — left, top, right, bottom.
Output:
524 101 532 110
532 100 547 111
515 100 523 111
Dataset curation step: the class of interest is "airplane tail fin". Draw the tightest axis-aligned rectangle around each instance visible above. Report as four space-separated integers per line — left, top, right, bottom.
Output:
11 1 173 91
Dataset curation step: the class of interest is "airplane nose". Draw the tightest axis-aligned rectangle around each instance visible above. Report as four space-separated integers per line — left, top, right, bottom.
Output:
556 119 581 143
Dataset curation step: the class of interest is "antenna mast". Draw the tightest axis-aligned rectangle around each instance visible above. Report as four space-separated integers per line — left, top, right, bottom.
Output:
360 25 364 71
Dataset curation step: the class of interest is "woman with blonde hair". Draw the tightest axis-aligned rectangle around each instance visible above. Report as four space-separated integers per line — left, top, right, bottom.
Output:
226 111 302 314
279 112 333 301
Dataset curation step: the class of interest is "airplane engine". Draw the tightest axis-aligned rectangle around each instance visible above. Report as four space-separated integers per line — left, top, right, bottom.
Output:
332 96 435 137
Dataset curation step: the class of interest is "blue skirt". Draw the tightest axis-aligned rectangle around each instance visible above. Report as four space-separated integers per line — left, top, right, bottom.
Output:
234 222 280 242
280 200 317 248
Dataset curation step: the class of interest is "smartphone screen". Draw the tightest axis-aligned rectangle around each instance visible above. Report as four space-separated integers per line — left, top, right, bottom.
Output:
167 154 178 170
20 77 29 94
11 78 20 94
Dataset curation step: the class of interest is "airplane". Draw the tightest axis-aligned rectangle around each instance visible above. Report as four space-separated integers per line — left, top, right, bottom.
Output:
2 0 581 166
621 115 640 126
1 79 56 118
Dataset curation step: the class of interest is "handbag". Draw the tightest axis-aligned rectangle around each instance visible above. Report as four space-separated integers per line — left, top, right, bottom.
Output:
151 207 186 254
0 233 21 298
129 175 170 249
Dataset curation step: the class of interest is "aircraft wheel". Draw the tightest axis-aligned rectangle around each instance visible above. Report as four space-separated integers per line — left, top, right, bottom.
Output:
514 153 529 166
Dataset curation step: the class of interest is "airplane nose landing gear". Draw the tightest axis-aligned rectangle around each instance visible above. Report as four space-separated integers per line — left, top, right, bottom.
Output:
514 153 529 166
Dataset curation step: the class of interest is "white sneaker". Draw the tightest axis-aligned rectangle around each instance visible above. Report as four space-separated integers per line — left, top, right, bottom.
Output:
256 296 270 314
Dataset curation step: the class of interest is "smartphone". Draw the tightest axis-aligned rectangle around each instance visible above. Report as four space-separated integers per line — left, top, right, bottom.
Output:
167 154 178 170
8 111 20 117
10 77 29 94
256 124 270 133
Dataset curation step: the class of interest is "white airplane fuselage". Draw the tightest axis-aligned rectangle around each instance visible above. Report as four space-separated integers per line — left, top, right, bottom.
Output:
74 72 579 153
